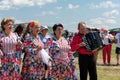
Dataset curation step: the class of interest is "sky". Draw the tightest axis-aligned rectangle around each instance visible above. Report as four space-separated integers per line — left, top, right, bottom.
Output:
0 0 120 32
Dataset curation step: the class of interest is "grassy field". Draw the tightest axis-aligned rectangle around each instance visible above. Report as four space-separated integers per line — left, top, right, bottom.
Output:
75 43 120 80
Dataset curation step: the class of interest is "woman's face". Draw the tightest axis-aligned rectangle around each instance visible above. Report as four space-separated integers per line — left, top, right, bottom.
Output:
42 29 48 36
3 21 13 32
104 30 108 34
32 24 40 34
54 26 63 37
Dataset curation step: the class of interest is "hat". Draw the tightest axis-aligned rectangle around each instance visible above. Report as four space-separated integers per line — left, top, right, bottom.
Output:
41 26 48 30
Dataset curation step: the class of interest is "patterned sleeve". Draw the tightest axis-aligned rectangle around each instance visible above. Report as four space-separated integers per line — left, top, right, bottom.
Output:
48 38 60 58
23 34 36 54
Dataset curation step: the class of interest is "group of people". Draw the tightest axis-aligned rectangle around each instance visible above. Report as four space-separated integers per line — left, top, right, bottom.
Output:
1 17 120 80
94 28 120 66
101 29 120 66
0 18 79 80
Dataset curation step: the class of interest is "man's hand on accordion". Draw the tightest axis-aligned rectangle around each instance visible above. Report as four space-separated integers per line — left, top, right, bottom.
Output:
79 42 86 47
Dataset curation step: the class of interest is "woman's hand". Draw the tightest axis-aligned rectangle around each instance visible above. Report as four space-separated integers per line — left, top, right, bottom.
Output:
16 40 23 51
44 45 49 49
17 40 23 46
37 46 42 51
0 50 3 56
31 43 37 48
48 60 52 67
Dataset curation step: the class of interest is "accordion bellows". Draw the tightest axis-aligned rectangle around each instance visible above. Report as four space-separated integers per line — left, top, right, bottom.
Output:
82 31 104 51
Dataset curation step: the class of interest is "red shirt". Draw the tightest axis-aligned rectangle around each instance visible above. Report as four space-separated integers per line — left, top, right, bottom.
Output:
71 33 94 54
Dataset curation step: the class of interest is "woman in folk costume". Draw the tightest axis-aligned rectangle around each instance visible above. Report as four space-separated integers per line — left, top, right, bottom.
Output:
49 23 78 80
0 18 23 79
21 21 51 80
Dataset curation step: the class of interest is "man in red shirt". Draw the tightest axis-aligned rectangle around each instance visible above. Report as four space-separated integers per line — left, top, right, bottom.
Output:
71 22 97 80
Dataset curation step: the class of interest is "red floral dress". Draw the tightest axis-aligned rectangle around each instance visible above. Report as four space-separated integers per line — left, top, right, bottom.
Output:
21 34 45 80
49 37 77 80
0 32 22 80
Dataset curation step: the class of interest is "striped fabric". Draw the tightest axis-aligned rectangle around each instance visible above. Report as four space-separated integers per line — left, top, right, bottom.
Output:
1 33 17 54
0 32 22 79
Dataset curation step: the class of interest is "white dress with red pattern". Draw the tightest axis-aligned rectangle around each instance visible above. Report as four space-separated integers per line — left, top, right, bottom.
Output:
0 32 22 80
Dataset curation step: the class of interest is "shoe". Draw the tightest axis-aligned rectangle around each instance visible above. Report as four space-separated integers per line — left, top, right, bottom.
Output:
103 63 106 66
116 63 119 66
107 63 111 66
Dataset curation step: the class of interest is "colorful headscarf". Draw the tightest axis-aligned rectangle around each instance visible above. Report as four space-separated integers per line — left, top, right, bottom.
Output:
29 21 39 27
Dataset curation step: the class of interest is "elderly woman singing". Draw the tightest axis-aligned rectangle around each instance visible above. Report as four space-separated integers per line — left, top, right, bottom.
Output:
0 18 23 79
21 21 51 80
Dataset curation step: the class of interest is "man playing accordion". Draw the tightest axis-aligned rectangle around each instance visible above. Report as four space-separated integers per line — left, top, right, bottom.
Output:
71 22 97 80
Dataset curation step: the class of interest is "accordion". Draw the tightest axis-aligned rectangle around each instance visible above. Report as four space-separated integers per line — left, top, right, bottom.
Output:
82 31 104 51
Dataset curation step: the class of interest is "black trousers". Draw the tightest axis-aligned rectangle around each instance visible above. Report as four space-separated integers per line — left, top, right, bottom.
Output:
44 63 48 70
78 53 97 80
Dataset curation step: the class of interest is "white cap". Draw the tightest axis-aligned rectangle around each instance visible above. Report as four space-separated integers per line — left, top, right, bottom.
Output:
41 26 48 30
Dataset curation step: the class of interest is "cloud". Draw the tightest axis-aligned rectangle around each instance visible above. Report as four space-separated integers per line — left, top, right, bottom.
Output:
0 0 57 10
90 17 104 25
90 17 117 24
68 4 79 9
41 11 56 16
90 1 119 9
0 0 12 10
105 19 117 24
89 17 117 28
36 0 57 6
103 9 119 18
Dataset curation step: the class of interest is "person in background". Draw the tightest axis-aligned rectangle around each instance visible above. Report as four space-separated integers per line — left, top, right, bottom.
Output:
39 25 50 52
14 24 26 69
71 22 97 80
0 18 23 79
22 23 31 41
49 23 77 80
14 24 24 37
39 25 51 79
101 29 114 65
115 32 120 65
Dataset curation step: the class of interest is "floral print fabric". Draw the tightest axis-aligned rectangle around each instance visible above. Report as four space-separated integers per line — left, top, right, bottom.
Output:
21 33 45 80
49 37 77 80
0 32 22 80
